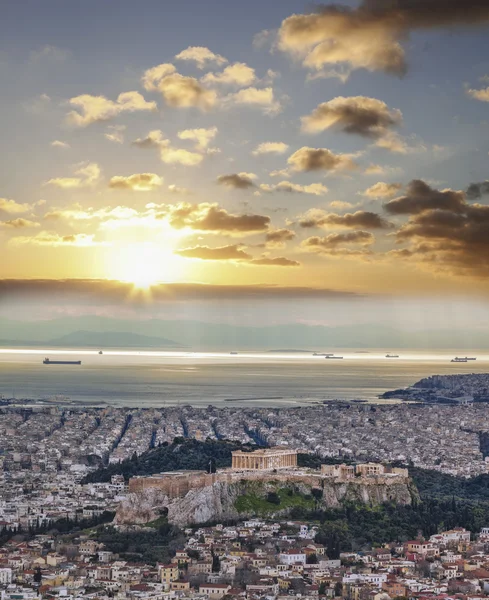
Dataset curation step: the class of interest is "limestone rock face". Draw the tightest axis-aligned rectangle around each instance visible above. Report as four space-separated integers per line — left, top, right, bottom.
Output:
115 477 416 527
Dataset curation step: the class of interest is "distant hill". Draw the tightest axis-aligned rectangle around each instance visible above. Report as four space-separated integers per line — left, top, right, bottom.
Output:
48 330 182 348
1 315 489 349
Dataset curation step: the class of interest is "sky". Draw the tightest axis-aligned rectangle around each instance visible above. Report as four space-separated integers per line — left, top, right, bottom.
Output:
2 0 489 327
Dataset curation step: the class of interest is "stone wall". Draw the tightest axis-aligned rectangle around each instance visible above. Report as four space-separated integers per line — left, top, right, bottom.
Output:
128 468 410 499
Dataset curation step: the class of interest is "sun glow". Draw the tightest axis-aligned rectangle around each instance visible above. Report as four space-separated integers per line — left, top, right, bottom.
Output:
109 242 179 289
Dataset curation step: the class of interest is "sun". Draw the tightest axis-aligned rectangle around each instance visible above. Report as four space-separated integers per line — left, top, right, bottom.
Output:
109 242 174 289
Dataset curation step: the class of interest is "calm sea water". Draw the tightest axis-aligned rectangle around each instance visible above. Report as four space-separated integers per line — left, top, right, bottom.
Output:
0 348 487 408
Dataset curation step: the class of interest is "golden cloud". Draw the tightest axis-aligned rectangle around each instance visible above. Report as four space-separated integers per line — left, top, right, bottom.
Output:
108 173 163 191
259 181 328 196
177 126 218 150
45 162 101 189
175 46 228 69
202 62 256 87
362 182 403 199
226 87 282 115
141 63 177 91
10 232 107 247
252 142 289 155
66 92 156 127
0 218 40 229
0 198 32 214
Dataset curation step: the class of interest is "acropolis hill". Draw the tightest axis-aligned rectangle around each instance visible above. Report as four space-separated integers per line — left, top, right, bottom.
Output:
117 448 414 526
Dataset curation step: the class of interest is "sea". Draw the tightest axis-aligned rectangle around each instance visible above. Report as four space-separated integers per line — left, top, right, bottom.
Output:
0 348 487 408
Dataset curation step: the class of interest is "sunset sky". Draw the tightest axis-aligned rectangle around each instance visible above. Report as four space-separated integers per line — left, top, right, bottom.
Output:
2 0 489 325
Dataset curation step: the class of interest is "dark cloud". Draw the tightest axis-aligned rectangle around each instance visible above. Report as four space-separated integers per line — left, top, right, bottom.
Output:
301 96 402 138
175 244 251 261
0 279 359 306
216 173 256 189
304 231 374 248
384 180 466 215
278 0 489 76
299 210 391 229
393 182 489 277
265 228 296 248
466 180 489 200
166 203 270 233
288 147 358 172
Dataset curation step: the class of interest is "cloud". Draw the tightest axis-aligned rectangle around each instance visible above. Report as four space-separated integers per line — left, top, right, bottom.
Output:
392 187 489 277
301 96 402 139
156 73 218 110
374 131 423 154
132 130 204 166
108 173 163 191
0 218 40 229
202 62 256 87
303 230 375 252
330 200 354 210
141 63 176 91
51 140 70 149
0 279 358 303
277 1 489 76
175 46 227 69
0 198 32 214
269 169 291 178
132 129 165 150
467 87 489 102
259 181 328 196
23 93 51 115
384 180 465 215
299 208 391 229
226 87 283 115
29 45 71 63
217 173 257 189
168 185 191 195
10 232 106 247
66 92 156 127
250 256 300 267
365 164 387 175
166 202 270 234
104 125 125 144
252 142 289 155
176 244 252 261
44 205 139 224
362 181 403 199
265 228 296 248
287 147 358 172
160 145 203 166
253 29 274 50
466 181 489 200
45 162 101 189
177 126 218 150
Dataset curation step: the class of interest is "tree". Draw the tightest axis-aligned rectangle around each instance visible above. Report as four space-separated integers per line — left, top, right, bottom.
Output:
267 491 280 505
211 552 221 573
34 567 42 585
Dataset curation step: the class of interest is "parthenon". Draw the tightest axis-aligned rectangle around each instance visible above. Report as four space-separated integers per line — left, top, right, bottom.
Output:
231 447 297 470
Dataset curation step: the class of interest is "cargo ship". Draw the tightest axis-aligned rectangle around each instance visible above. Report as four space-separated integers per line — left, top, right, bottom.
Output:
386 354 399 358
451 357 468 363
313 353 334 357
43 358 82 365
325 355 343 359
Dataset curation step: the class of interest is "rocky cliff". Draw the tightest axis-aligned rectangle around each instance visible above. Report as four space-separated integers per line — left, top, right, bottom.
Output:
115 477 417 527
